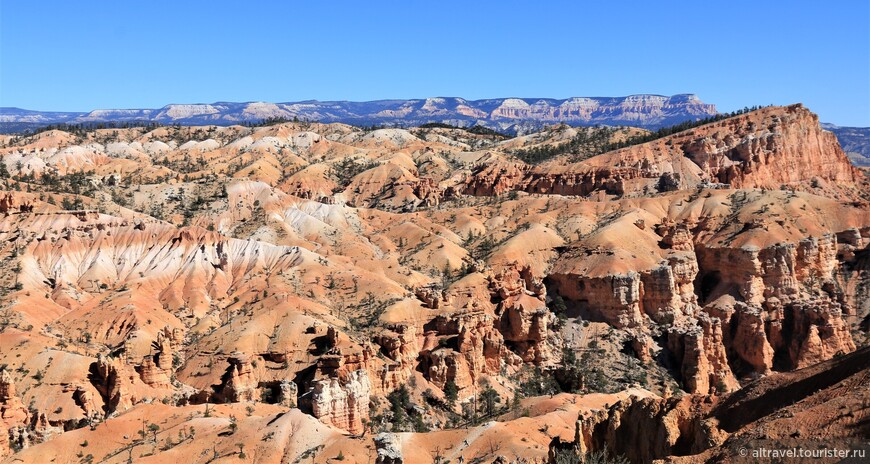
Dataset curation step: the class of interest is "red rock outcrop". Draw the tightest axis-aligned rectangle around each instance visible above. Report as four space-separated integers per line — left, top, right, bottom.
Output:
490 264 556 363
71 386 101 422
562 345 870 464
0 105 866 461
405 177 443 208
549 254 700 330
0 369 29 458
375 325 418 365
88 354 132 416
0 370 20 410
417 284 549 392
559 394 723 464
464 162 529 197
467 105 862 200
549 222 859 394
682 105 859 190
216 353 258 403
667 315 740 394
464 162 641 197
834 227 870 329
374 324 420 390
136 327 178 389
696 236 856 371
422 347 473 390
728 303 775 373
414 285 447 309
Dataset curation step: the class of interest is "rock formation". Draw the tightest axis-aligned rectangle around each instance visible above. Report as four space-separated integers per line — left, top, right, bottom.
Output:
88 354 131 416
0 369 29 458
490 264 555 363
136 327 178 389
310 369 372 435
72 386 101 421
560 345 870 464
667 316 740 394
277 380 298 408
465 105 861 200
216 353 258 403
374 432 404 464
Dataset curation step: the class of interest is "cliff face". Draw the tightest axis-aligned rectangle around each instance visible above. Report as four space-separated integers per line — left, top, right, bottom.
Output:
548 217 866 395
681 105 859 190
311 369 372 435
695 237 857 371
485 94 716 127
414 262 560 394
561 346 870 464
215 354 258 403
465 105 863 201
420 310 514 391
668 315 741 395
88 355 132 416
548 254 700 330
578 395 722 463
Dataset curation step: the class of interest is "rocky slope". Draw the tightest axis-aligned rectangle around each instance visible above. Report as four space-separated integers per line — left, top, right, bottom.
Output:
0 104 867 463
555 345 870 463
466 105 862 200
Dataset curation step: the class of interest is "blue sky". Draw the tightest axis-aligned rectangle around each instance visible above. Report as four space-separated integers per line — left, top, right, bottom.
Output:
1 0 868 126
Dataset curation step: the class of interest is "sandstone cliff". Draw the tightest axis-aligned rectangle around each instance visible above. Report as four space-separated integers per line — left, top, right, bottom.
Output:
465 105 864 201
560 345 870 464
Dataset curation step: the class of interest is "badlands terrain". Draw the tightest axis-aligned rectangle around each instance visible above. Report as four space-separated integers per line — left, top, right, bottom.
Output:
0 104 867 463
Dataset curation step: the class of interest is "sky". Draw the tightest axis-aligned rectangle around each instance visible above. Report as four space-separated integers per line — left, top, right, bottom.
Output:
1 0 869 126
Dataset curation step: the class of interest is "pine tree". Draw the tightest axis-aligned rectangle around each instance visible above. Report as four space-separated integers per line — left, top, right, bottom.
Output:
444 379 459 407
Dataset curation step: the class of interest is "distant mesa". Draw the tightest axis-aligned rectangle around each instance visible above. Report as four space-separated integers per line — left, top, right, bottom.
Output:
822 123 870 167
0 94 717 134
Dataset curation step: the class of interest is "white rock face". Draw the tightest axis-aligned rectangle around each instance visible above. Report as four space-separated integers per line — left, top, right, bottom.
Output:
362 129 419 146
77 109 153 122
158 104 222 120
241 102 294 120
310 369 371 434
375 433 404 464
178 139 220 152
7 94 719 131
142 140 171 154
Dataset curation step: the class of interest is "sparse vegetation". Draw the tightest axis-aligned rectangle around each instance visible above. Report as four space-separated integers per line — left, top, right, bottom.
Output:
512 106 768 164
330 157 380 187
551 448 630 464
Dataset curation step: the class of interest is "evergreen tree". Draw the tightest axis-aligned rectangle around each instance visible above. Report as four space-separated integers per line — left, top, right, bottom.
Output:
443 379 459 406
